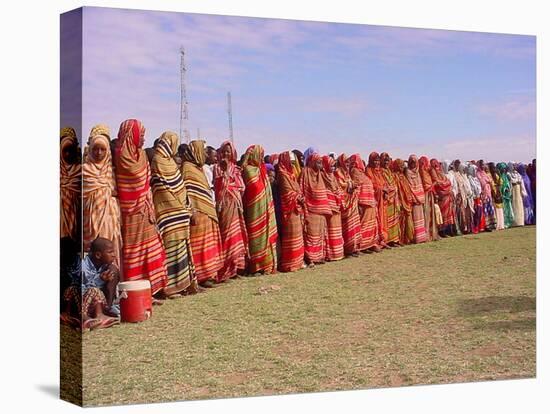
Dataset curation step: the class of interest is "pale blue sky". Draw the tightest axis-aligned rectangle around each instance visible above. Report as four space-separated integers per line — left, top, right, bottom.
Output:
78 6 536 162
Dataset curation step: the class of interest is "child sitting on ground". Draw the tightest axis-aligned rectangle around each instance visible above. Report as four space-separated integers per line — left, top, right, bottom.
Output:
61 237 120 331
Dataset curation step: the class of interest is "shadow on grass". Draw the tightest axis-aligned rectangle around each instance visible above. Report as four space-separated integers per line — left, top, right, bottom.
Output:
481 317 536 331
457 296 535 316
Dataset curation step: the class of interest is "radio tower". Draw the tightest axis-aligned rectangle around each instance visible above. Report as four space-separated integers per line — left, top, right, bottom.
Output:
227 91 234 142
179 47 191 143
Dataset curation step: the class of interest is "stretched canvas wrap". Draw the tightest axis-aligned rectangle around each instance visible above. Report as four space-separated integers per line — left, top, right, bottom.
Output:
60 6 536 407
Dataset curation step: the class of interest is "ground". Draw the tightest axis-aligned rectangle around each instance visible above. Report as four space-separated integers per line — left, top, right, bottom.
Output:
63 226 536 406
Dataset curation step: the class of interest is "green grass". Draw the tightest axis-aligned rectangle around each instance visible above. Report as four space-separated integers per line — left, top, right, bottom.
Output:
75 226 535 406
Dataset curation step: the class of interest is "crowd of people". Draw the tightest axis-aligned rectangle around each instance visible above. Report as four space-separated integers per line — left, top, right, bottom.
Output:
59 119 537 331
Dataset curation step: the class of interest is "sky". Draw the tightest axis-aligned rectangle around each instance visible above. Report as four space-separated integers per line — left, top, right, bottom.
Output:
72 6 536 162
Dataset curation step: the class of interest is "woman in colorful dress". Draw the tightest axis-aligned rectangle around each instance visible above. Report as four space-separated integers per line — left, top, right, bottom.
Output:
366 152 391 248
507 162 526 227
276 151 305 272
380 152 401 246
151 131 197 297
496 162 514 228
453 161 474 234
405 155 428 244
321 155 345 261
430 159 455 237
291 149 304 180
301 151 331 264
517 163 535 225
476 160 496 232
213 140 249 281
391 159 415 245
60 127 82 243
466 163 484 234
114 119 167 300
82 124 122 267
241 145 278 274
349 153 383 252
418 156 439 241
181 140 224 287
334 154 362 256
488 162 505 230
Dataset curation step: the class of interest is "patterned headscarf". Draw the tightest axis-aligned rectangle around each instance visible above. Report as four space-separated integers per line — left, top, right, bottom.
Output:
114 119 151 215
277 151 303 220
213 140 245 210
418 156 434 193
151 131 191 241
391 158 414 213
82 124 121 252
181 140 217 221
349 153 376 207
321 154 342 212
348 153 366 172
303 146 319 167
182 139 207 167
60 127 81 240
366 151 385 194
301 151 331 215
406 154 425 204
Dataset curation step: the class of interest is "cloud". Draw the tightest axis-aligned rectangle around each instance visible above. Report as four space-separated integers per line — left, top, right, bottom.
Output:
476 96 536 121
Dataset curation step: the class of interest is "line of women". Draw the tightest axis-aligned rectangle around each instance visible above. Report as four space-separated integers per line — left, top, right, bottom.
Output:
61 120 536 303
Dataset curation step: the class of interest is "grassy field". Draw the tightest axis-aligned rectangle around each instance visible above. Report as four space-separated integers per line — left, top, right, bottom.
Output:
72 226 535 406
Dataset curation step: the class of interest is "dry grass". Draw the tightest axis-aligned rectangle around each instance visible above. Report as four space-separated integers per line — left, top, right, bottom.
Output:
72 226 535 406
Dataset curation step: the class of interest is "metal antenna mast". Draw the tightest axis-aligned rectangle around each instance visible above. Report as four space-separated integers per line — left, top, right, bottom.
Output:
227 91 234 142
180 47 191 143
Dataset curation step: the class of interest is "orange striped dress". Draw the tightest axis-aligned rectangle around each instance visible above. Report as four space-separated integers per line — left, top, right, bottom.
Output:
405 155 428 244
380 152 401 243
242 145 278 274
151 131 196 296
60 127 81 243
391 159 415 245
334 154 362 255
301 152 331 264
419 156 440 241
349 153 380 250
214 141 249 281
276 151 305 272
321 155 344 261
366 152 389 243
82 125 122 267
181 140 224 283
114 119 167 295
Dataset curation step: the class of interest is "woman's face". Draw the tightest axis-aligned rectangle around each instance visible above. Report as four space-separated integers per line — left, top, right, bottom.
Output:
91 142 107 163
453 160 461 171
314 159 322 172
382 156 390 168
62 144 78 164
408 158 417 169
268 170 276 184
221 144 232 161
138 130 145 148
373 157 381 168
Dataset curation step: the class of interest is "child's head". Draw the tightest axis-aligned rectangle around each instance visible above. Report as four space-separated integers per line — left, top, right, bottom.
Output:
90 237 115 266
205 146 218 165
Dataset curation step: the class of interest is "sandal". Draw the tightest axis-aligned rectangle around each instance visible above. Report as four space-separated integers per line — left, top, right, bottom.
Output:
60 313 80 328
94 317 119 330
82 318 102 331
